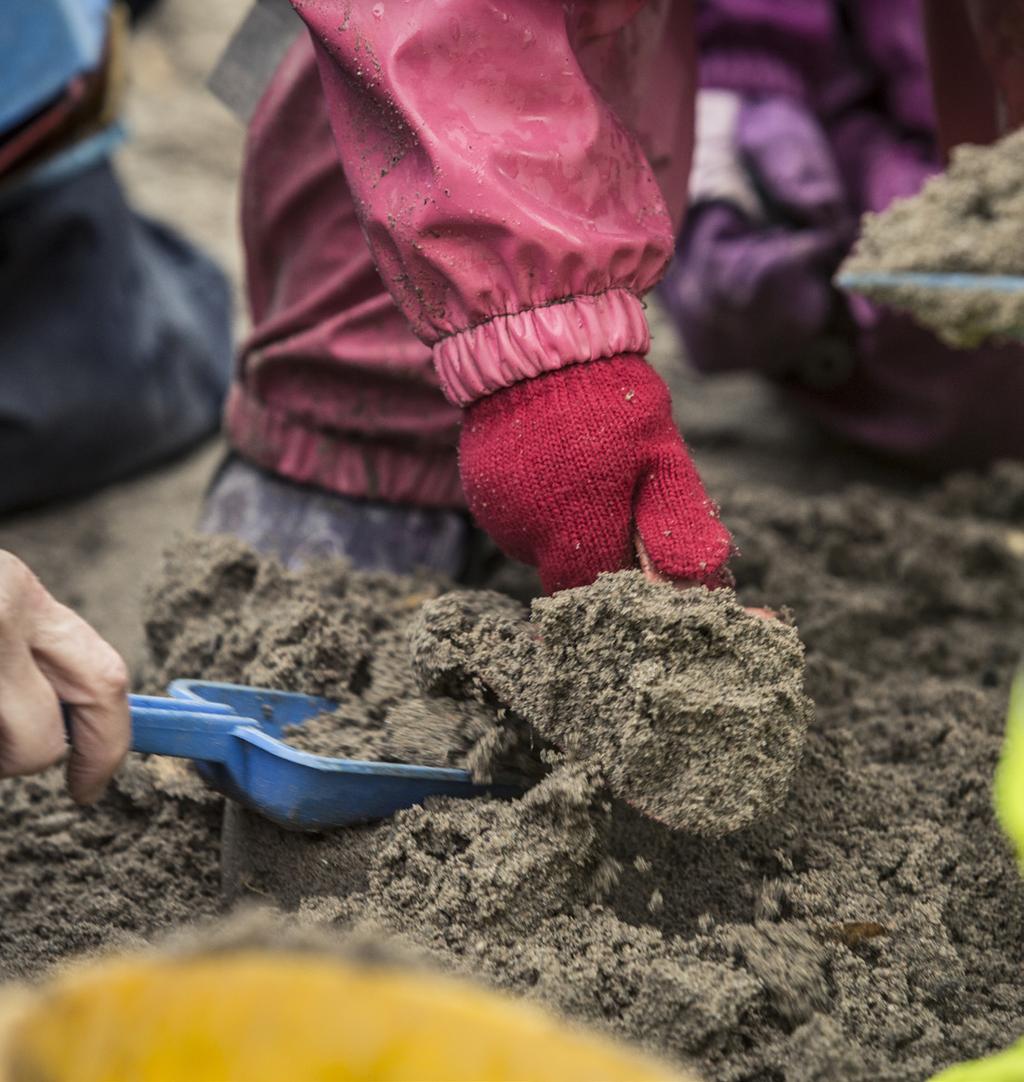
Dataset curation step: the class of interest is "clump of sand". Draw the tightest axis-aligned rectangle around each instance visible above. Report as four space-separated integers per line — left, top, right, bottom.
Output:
145 538 810 836
411 573 811 835
842 127 1024 345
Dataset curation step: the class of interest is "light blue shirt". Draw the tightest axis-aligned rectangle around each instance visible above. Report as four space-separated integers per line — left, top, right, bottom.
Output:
1 0 112 136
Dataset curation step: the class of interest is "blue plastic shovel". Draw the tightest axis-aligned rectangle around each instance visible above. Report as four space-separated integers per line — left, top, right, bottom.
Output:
838 271 1024 294
123 680 518 831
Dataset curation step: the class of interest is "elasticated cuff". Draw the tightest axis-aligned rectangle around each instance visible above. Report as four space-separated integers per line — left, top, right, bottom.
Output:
431 289 651 406
225 383 464 508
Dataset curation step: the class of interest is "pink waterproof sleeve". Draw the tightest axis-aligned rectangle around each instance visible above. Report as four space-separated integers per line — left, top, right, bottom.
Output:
291 0 685 405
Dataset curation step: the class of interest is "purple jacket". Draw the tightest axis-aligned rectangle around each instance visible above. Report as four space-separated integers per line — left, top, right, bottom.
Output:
698 0 937 211
668 0 1024 469
700 0 935 128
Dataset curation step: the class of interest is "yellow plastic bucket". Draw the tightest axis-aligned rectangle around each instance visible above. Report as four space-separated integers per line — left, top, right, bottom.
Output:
0 950 691 1082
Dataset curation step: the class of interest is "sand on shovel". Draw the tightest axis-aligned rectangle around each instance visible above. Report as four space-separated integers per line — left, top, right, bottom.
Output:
410 572 812 837
139 535 543 782
841 127 1024 346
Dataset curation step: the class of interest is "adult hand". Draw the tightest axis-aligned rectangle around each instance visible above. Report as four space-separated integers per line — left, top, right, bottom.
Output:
459 354 733 594
0 552 130 802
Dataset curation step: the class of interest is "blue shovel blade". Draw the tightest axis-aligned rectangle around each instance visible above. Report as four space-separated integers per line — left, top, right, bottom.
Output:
837 271 1024 295
836 271 1024 342
127 679 520 832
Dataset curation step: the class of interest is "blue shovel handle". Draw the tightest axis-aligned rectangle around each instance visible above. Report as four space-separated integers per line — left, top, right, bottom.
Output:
62 695 244 763
126 693 247 764
837 271 1024 294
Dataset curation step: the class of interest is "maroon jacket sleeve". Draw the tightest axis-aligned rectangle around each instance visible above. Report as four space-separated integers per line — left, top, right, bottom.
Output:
290 0 693 405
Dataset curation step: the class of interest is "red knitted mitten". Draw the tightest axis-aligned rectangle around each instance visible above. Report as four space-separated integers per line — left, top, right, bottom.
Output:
459 353 733 593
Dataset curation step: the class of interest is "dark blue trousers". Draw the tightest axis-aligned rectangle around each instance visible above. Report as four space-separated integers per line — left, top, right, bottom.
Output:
0 160 232 512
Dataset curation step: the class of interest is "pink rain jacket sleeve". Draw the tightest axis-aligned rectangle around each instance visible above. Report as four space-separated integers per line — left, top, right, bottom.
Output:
289 0 694 406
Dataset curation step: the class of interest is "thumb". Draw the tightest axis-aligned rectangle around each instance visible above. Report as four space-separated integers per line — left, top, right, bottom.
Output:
634 441 733 585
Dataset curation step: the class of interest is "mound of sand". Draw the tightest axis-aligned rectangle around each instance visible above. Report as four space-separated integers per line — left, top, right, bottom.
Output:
144 537 811 834
410 574 811 835
217 464 1024 1082
842 127 1024 346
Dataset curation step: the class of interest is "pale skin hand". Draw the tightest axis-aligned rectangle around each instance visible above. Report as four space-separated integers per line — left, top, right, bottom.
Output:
0 551 130 803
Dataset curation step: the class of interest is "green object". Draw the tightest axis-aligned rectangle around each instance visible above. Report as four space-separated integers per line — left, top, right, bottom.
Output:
931 1037 1024 1082
929 671 1024 1082
995 671 1024 868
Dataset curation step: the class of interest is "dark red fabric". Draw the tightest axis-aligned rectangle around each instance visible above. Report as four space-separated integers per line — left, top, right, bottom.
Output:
922 1 1001 156
232 34 463 506
460 354 733 594
923 0 1024 157
232 9 699 505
